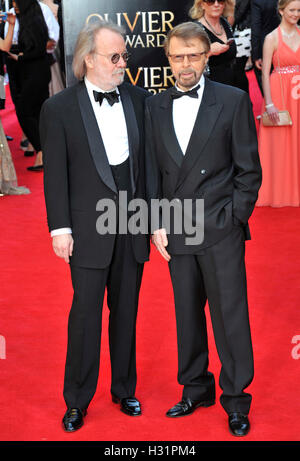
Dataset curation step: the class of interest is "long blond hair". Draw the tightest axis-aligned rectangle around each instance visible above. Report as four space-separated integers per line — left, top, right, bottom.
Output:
189 0 235 20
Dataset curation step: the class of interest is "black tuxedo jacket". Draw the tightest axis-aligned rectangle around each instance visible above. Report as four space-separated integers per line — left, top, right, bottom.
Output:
251 0 280 61
145 78 262 255
40 81 150 268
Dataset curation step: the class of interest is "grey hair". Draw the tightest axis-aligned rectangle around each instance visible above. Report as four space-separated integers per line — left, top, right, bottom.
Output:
163 21 211 56
72 19 126 80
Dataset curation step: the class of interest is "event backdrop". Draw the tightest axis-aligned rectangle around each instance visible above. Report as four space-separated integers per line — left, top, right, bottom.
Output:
62 0 194 90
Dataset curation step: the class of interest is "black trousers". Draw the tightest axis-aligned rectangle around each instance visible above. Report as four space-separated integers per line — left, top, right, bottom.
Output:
17 57 51 152
6 53 51 148
168 225 254 415
63 159 144 410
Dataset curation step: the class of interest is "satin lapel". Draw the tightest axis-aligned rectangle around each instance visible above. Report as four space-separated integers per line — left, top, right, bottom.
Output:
175 79 223 192
159 89 184 168
76 82 117 193
118 84 139 196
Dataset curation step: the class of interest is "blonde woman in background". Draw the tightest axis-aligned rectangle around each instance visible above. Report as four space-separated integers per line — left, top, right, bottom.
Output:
189 0 248 90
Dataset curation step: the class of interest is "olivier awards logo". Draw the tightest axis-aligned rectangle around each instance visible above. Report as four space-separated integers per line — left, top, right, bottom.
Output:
86 10 176 93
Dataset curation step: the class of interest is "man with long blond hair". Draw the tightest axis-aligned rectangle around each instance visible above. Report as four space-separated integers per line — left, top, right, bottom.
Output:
40 19 150 432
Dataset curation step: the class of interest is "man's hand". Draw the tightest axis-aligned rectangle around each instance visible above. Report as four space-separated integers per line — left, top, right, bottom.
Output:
151 228 171 262
52 234 74 263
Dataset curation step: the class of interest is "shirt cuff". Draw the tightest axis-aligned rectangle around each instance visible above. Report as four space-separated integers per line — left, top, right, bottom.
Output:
51 228 72 237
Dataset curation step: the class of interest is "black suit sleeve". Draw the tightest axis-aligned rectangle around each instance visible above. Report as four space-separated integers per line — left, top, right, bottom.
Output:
251 0 262 61
231 92 262 224
40 100 71 232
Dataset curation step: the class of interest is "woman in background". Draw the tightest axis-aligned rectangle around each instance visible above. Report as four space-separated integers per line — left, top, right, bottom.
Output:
0 11 29 195
9 0 51 172
257 0 300 207
189 0 248 89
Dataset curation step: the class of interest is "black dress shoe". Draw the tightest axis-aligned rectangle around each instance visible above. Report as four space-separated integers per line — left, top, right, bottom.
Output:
112 395 142 416
228 412 250 437
62 408 87 432
166 397 215 418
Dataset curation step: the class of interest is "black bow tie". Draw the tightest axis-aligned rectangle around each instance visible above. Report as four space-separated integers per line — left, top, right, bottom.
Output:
93 90 120 106
170 85 200 100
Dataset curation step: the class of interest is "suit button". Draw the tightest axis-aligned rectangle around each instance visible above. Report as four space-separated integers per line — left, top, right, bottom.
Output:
201 169 206 175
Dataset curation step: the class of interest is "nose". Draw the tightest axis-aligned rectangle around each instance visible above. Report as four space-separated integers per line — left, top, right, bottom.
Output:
182 55 191 66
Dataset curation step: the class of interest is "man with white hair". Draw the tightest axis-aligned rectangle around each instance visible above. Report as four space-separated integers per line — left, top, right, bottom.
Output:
41 20 150 432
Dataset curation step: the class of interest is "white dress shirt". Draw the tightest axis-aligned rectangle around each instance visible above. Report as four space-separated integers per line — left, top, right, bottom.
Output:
51 77 129 237
172 75 205 155
84 77 129 166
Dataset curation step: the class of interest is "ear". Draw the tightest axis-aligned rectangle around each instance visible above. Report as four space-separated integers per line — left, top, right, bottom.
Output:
203 53 209 67
84 53 95 71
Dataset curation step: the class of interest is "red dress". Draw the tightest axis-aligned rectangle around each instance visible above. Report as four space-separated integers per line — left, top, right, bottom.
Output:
257 27 300 207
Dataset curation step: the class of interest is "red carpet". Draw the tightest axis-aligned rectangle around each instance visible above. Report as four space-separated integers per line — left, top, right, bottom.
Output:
0 72 300 442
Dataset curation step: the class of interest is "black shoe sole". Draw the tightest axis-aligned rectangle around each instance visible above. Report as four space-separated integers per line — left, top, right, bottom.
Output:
166 400 215 418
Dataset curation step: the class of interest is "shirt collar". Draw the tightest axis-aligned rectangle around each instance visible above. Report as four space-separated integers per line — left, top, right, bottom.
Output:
84 76 119 94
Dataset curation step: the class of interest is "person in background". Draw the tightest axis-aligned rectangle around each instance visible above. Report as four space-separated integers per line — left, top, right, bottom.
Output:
251 0 280 94
232 0 251 92
189 0 247 90
39 0 64 95
0 11 30 195
7 0 51 172
257 0 300 207
5 0 59 158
